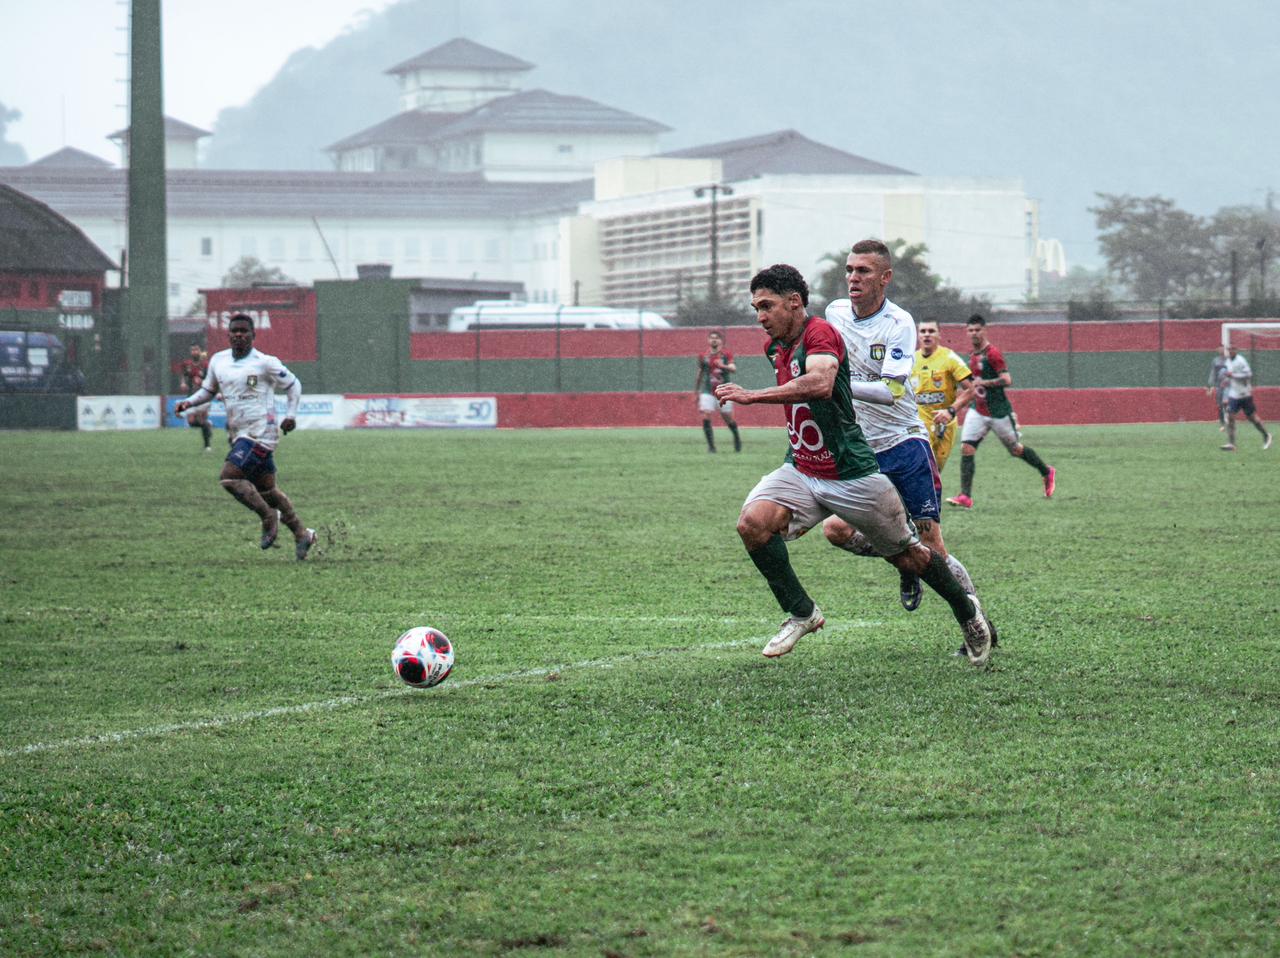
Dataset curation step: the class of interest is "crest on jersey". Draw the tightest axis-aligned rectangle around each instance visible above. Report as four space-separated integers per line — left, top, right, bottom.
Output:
247 375 258 388
870 343 886 361
789 358 801 378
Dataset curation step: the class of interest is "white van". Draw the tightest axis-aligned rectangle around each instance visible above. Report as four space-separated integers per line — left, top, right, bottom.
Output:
447 301 672 332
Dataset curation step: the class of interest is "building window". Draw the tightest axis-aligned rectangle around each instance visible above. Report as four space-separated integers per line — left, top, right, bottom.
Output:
268 237 285 260
457 239 474 262
240 236 258 257
484 238 501 262
169 283 180 298
430 237 448 262
377 238 394 260
200 237 213 257
404 238 421 261
557 144 574 155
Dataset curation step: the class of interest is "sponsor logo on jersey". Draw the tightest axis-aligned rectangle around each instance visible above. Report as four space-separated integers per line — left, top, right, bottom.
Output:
870 344 885 361
890 347 904 360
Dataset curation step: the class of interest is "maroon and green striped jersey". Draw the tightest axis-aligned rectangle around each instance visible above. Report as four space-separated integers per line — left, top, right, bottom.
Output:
970 343 1014 418
767 317 880 481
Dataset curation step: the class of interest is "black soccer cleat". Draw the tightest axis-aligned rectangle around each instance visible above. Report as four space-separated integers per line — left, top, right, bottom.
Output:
899 573 922 612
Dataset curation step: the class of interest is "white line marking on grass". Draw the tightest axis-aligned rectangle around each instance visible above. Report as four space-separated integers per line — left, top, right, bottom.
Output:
1 620 883 758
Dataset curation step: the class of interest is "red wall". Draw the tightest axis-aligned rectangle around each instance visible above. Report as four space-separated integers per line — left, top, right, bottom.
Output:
491 387 1278 430
411 320 1280 362
203 287 317 360
0 271 105 311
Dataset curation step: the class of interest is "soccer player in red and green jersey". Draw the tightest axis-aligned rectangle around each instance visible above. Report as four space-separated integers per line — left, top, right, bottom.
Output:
946 314 1055 509
714 265 993 665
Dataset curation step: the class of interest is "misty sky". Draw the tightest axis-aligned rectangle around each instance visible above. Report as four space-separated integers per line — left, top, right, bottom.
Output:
2 0 1278 270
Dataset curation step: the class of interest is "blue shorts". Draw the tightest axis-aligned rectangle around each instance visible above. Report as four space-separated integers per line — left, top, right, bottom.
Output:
1228 396 1257 416
226 437 277 480
875 437 941 523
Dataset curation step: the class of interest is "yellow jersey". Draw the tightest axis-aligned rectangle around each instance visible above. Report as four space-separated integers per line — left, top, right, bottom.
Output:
912 347 973 424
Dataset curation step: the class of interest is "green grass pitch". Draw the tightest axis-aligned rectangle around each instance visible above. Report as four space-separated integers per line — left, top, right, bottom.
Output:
1 423 1277 956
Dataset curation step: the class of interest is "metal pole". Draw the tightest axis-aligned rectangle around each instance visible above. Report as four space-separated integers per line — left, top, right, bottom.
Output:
555 304 563 393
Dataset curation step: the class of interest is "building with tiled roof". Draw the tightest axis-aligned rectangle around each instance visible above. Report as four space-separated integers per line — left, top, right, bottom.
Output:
27 147 114 170
329 41 666 180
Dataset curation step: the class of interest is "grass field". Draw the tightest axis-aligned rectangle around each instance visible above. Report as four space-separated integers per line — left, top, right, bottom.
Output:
2 423 1278 957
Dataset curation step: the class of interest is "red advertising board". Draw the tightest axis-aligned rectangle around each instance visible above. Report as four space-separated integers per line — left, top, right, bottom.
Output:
202 286 317 361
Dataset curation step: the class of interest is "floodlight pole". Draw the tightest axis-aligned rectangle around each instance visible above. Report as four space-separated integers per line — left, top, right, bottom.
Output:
694 183 733 302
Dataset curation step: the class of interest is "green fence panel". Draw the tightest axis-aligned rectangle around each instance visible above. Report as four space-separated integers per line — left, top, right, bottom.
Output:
0 394 77 430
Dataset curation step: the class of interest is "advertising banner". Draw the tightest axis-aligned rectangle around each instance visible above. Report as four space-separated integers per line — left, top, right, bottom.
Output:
163 395 345 429
344 395 497 429
77 395 162 431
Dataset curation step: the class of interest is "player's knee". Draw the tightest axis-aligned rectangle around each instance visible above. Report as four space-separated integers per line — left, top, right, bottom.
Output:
1010 444 1025 457
821 515 853 546
961 444 976 456
219 478 254 500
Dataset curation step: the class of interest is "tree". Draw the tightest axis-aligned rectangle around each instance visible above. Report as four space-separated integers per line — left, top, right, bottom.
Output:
0 101 27 166
1207 205 1280 301
673 295 753 327
813 239 991 321
1090 194 1214 301
221 255 295 288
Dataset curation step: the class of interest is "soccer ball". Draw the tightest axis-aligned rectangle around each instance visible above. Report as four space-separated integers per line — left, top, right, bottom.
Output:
391 627 455 688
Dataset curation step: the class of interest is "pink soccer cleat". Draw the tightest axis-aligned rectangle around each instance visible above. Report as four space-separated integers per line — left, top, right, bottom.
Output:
946 494 973 509
1043 466 1057 498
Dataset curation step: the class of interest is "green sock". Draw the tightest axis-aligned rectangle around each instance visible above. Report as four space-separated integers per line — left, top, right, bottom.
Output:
748 534 815 618
702 420 716 451
959 454 975 497
1021 445 1050 476
918 551 975 624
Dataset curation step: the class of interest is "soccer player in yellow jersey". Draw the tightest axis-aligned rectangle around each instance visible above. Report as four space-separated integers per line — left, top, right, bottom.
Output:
912 318 977 473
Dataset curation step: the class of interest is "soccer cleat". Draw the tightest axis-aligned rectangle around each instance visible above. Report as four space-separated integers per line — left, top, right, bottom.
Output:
260 510 280 550
1220 443 1236 452
762 605 825 659
1043 465 1057 498
295 528 317 561
961 594 993 667
1265 434 1273 450
946 493 973 509
899 573 922 612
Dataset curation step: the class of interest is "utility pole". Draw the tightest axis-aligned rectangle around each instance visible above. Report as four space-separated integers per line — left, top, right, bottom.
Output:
123 0 167 394
1259 237 1269 300
694 183 733 302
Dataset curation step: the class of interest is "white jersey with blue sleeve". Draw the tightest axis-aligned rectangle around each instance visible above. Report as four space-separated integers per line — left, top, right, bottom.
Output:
194 348 301 449
824 297 927 453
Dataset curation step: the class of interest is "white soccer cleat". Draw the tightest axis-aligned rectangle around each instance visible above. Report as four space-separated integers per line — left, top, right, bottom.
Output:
762 605 825 658
961 594 993 667
295 528 317 561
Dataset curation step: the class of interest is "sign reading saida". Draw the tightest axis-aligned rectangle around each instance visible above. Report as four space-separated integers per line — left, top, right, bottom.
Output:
345 396 498 429
78 396 161 431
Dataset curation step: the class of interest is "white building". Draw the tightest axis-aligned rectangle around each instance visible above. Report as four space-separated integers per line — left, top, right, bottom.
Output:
0 42 1042 314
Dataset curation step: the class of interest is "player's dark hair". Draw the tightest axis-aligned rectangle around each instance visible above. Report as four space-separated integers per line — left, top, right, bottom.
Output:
750 264 809 306
918 316 939 328
967 313 987 326
228 312 255 329
851 238 892 266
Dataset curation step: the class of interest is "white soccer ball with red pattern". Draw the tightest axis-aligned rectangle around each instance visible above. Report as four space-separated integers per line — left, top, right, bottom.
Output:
392 627 454 688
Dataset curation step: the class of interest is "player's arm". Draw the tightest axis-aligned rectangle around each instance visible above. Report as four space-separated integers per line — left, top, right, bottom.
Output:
935 373 976 427
278 373 302 434
720 352 737 373
857 322 916 406
847 376 902 406
715 353 839 405
694 359 705 393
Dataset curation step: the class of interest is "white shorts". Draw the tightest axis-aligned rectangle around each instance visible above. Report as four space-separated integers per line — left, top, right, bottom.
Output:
744 464 918 556
960 410 1021 451
699 393 733 415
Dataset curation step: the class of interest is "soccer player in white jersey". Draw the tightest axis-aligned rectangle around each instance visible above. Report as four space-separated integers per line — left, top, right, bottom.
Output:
819 240 988 646
176 313 318 559
1220 345 1272 451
